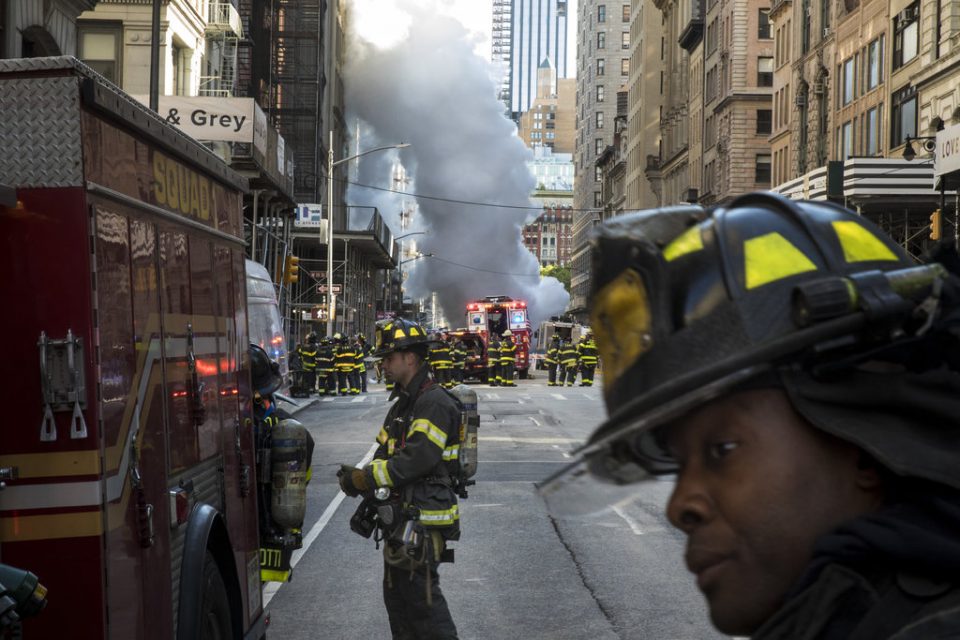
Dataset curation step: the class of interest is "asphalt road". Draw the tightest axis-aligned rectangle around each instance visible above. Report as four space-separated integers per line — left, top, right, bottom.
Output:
267 373 728 640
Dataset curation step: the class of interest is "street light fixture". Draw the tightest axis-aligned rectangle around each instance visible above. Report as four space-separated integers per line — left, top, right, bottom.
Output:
326 133 410 335
396 231 427 240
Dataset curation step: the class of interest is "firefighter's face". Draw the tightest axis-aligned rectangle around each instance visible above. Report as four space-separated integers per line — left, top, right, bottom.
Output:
381 350 417 385
663 389 883 635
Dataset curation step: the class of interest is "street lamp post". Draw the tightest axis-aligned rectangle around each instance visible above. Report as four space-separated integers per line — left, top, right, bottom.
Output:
326 132 409 335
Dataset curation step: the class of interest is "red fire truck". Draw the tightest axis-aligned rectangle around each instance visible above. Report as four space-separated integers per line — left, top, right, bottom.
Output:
0 58 265 639
465 296 533 379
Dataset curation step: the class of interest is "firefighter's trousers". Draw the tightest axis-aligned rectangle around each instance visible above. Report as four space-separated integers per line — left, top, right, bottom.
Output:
547 363 559 386
453 366 464 383
559 364 577 386
434 367 451 388
580 365 596 386
303 370 316 395
337 370 352 394
488 362 500 385
499 360 516 386
348 370 361 394
383 563 459 640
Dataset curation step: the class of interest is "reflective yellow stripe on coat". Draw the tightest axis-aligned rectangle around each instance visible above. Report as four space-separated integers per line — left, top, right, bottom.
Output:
407 418 448 450
370 459 393 487
419 504 459 526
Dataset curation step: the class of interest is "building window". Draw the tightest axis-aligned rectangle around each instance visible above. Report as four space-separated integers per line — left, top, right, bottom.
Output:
171 42 189 95
597 84 605 102
596 111 604 128
758 57 774 86
842 57 855 105
755 154 772 184
893 2 919 69
757 109 772 134
594 191 603 207
840 120 853 159
595 138 604 154
867 36 884 90
78 24 122 84
621 31 630 49
598 5 606 22
759 10 771 39
891 85 916 146
623 4 631 21
621 58 630 75
597 58 605 75
598 32 606 49
595 165 603 181
866 105 881 155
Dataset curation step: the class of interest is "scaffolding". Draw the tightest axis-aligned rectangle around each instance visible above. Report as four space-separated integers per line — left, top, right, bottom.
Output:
199 1 242 97
272 0 325 204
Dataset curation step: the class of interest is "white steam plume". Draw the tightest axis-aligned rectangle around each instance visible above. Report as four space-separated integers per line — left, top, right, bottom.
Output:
344 0 570 328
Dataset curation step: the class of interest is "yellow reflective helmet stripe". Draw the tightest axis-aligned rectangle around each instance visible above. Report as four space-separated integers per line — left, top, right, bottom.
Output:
394 328 407 339
744 232 818 290
409 326 422 336
370 459 393 487
419 504 459 526
408 418 448 449
663 225 705 262
589 268 653 390
832 220 899 263
442 444 460 461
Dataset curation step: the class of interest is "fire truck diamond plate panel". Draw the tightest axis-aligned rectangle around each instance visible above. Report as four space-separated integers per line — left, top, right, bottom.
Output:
0 76 83 188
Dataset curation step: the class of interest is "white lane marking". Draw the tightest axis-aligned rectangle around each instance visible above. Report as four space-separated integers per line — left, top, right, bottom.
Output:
485 393 501 400
482 460 570 464
469 503 504 508
321 397 335 402
481 436 580 445
582 393 595 400
350 396 365 403
528 416 541 426
550 393 567 400
517 399 526 404
263 442 379 607
612 505 646 536
552 444 572 458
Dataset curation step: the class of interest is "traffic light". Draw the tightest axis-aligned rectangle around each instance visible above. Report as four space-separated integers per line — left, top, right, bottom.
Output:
283 255 300 284
930 209 942 241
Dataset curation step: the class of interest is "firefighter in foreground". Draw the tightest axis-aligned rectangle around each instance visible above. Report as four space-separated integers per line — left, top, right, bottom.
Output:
249 344 314 583
337 318 463 639
541 192 960 638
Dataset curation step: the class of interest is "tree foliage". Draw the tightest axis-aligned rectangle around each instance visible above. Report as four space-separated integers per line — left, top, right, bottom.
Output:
540 264 571 293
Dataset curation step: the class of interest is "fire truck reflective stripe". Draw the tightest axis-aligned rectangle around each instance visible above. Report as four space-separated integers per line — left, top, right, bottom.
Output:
370 459 393 487
0 450 100 479
407 419 448 450
442 445 460 461
419 505 459 526
0 478 101 511
0 511 102 542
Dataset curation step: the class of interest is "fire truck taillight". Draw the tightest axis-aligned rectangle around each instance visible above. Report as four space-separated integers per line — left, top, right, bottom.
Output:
169 488 191 527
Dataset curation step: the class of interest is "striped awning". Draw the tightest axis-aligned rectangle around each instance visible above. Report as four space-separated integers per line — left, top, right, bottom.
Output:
771 165 832 201
843 158 956 199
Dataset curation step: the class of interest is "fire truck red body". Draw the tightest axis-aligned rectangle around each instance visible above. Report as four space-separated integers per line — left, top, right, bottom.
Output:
465 296 532 379
0 58 265 639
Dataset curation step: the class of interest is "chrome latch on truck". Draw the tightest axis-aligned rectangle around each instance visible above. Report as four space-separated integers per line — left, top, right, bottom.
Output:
37 329 88 441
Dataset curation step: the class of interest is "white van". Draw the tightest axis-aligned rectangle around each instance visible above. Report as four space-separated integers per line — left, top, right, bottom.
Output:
246 259 289 379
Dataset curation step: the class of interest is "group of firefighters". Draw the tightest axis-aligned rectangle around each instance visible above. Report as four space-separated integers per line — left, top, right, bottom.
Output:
543 332 599 387
291 332 373 397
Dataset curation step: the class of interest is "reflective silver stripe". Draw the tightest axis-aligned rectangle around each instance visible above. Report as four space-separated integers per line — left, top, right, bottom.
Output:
442 445 460 461
370 459 393 487
419 504 459 526
408 419 448 449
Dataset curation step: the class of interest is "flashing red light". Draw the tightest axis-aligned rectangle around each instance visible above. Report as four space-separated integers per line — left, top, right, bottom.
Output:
520 301 526 307
171 390 188 398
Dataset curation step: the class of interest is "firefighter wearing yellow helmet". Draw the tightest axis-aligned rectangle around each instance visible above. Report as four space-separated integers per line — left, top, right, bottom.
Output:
337 318 461 638
540 192 960 638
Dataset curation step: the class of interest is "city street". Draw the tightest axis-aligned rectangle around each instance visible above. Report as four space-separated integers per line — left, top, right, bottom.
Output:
267 374 727 640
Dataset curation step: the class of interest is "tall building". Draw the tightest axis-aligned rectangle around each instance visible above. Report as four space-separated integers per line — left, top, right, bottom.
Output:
525 146 575 267
572 0 631 320
624 0 664 210
493 0 572 119
517 58 577 152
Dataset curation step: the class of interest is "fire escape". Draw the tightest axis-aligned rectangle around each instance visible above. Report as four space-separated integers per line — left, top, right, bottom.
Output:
199 1 243 97
272 0 324 203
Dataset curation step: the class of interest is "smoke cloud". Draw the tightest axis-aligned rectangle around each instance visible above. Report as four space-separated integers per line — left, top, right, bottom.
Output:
344 0 570 328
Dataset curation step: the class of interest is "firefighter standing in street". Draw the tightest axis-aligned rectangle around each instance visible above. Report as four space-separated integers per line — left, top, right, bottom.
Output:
499 330 517 387
338 318 461 639
318 336 336 396
557 338 579 387
299 333 319 395
429 335 453 389
545 334 561 386
451 336 466 384
486 333 501 386
541 193 960 638
575 331 598 387
334 334 356 395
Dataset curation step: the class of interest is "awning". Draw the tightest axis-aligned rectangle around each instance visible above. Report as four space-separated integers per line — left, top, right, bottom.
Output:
843 158 956 211
771 161 843 201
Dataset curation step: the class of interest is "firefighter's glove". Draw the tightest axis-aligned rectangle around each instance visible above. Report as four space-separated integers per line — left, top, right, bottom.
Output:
338 464 370 498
